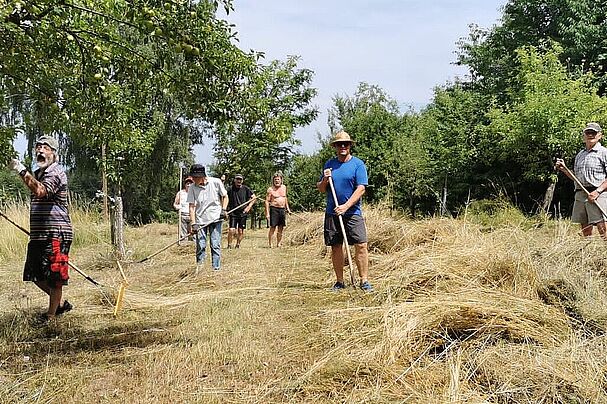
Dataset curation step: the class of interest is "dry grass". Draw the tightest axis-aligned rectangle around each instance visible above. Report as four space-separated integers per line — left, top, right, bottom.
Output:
0 205 606 403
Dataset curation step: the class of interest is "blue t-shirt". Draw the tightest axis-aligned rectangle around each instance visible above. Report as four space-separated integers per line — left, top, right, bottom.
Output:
321 156 368 216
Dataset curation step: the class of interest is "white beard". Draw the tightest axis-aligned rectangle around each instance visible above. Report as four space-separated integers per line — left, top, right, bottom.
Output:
36 152 53 170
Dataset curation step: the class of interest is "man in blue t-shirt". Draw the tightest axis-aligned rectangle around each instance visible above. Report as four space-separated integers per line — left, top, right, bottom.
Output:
316 131 373 292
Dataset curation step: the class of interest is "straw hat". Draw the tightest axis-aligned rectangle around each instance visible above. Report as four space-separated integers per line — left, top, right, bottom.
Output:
330 131 355 145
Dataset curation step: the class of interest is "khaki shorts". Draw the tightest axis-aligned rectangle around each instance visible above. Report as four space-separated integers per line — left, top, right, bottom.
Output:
572 191 607 224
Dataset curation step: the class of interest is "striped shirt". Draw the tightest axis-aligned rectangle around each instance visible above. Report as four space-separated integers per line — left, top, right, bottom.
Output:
30 162 73 241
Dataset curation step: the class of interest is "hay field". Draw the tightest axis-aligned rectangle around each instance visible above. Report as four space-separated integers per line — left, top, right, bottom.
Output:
0 206 606 403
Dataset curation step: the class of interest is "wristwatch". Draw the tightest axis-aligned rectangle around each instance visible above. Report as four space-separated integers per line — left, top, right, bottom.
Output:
19 169 27 177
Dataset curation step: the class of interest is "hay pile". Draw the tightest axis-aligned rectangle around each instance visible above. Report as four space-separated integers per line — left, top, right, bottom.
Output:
286 207 607 402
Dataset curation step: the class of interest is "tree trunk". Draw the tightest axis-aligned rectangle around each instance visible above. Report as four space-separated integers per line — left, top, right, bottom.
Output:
101 143 109 222
541 180 557 215
111 196 125 259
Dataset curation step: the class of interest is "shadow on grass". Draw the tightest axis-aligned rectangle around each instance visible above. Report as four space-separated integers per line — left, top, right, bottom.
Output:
0 310 178 363
276 280 329 291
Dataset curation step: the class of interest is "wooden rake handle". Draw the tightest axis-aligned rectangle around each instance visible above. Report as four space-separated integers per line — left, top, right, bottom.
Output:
327 175 356 287
562 166 607 219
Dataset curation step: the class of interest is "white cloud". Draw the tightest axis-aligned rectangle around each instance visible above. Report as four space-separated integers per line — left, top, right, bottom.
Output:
220 0 505 157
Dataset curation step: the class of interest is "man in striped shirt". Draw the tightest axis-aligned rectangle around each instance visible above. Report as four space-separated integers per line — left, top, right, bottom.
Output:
555 123 607 239
9 135 73 322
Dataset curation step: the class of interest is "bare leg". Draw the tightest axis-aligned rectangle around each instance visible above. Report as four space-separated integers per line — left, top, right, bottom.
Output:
236 229 244 247
581 223 593 237
47 285 62 318
354 243 369 283
331 244 344 283
268 226 276 247
597 221 607 240
227 228 235 248
34 280 62 318
276 226 284 247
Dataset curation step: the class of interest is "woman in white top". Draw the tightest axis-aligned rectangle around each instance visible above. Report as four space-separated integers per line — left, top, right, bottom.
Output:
173 177 193 242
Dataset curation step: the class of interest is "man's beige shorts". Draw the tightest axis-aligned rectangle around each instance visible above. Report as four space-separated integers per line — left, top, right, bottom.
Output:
572 191 607 224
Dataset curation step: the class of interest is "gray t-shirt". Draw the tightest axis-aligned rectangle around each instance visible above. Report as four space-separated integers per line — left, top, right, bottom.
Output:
187 177 227 226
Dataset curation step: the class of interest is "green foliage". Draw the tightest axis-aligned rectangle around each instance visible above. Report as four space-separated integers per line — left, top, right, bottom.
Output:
457 0 607 99
487 44 607 184
0 169 28 204
286 154 325 211
420 83 492 210
0 0 317 222
463 198 531 229
211 56 318 196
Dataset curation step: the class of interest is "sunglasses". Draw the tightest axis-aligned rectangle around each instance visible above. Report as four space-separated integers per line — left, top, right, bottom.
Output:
334 142 351 148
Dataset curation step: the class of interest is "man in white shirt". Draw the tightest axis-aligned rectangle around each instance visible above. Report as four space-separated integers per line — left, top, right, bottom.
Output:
187 164 228 272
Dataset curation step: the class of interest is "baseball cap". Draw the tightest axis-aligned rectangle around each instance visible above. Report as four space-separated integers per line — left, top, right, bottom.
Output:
234 174 244 180
584 122 602 133
35 135 59 151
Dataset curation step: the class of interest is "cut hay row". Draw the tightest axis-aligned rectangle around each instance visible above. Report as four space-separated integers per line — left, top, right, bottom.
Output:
0 205 606 402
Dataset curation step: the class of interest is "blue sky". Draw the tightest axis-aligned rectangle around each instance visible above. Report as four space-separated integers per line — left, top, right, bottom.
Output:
192 0 507 163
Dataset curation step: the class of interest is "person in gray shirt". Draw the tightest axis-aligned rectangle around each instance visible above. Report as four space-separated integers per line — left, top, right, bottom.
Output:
187 164 228 272
555 122 607 239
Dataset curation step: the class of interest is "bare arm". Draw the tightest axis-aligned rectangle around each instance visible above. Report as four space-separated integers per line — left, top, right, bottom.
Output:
173 192 181 210
285 188 291 213
265 190 271 218
244 194 256 214
189 203 195 222
316 169 330 193
334 185 366 215
21 172 48 198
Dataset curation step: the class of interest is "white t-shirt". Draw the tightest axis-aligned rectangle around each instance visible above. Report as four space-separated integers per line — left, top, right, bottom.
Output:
176 190 189 214
187 177 227 226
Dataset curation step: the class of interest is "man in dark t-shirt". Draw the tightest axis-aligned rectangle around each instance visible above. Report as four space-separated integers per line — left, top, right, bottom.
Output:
226 174 256 248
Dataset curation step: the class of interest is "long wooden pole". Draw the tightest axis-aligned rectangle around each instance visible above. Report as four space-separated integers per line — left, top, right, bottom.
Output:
562 166 607 219
0 210 103 287
137 233 191 263
327 176 356 286
226 195 258 215
178 166 184 245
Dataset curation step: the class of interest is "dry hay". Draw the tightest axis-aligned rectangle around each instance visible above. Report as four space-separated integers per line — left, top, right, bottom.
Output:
379 289 570 360
293 287 573 402
372 222 541 302
468 336 607 403
285 211 323 246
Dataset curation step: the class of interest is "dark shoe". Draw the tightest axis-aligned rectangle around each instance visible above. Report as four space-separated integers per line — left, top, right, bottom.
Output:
55 300 73 316
360 281 374 292
331 281 346 291
32 313 51 326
